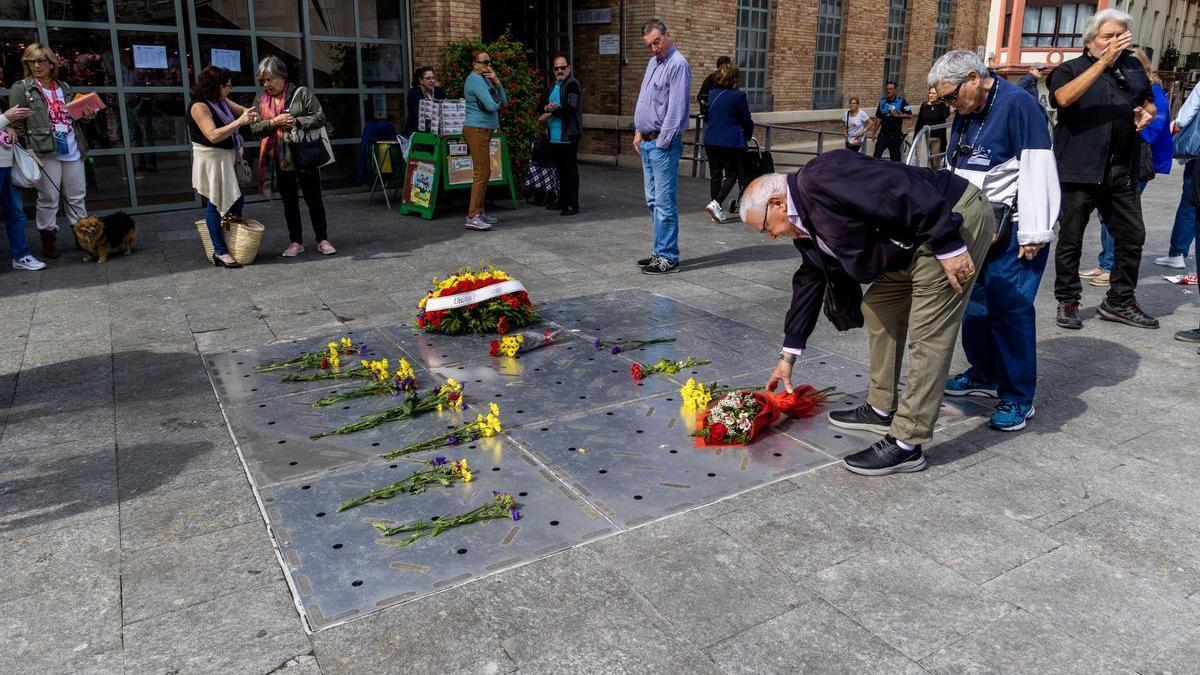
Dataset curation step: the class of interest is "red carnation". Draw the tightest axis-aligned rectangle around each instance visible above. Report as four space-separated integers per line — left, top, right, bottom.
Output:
708 423 727 442
496 316 510 334
631 363 644 380
417 315 426 328
506 296 521 309
489 340 500 356
320 357 329 369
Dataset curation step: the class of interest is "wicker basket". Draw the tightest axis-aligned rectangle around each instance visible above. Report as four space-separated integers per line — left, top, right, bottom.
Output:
195 218 265 265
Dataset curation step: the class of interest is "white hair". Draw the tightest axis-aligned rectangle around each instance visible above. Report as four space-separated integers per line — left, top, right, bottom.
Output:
928 49 986 88
738 173 788 224
1083 8 1133 44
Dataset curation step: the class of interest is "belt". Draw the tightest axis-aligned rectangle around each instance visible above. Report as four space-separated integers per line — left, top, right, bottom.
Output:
640 130 660 141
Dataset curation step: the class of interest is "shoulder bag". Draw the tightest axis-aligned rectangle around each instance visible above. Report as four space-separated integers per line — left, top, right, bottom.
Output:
792 182 864 331
11 142 43 188
287 87 332 170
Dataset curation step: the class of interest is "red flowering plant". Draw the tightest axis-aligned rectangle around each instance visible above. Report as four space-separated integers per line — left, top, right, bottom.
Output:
691 385 835 446
416 263 539 335
439 33 542 187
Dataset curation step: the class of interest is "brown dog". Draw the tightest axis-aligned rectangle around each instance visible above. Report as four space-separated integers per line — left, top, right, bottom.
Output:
73 212 136 263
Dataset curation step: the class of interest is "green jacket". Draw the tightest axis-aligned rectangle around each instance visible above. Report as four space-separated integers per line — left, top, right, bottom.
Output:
247 85 328 173
8 77 90 159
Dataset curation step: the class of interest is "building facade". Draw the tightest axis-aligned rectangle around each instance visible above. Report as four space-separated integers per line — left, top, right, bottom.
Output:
0 0 993 212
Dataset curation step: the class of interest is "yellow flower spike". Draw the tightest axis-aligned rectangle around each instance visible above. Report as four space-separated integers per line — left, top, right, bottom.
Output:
462 469 473 482
489 403 500 417
437 403 444 412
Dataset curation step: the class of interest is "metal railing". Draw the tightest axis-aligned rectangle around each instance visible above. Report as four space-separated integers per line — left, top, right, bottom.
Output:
686 115 954 176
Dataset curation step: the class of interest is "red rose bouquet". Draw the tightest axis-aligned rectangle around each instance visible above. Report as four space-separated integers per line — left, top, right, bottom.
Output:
415 264 539 335
692 385 834 446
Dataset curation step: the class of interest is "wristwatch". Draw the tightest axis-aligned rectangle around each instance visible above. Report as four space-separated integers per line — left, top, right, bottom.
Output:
777 350 797 365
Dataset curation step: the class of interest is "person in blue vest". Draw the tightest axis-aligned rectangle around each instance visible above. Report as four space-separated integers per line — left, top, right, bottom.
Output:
930 49 1060 432
537 54 582 215
871 81 910 162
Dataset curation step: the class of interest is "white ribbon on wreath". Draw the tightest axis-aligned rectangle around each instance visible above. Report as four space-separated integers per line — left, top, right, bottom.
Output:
424 279 528 312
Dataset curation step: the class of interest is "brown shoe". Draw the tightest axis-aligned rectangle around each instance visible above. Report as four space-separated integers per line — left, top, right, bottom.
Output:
39 229 59 259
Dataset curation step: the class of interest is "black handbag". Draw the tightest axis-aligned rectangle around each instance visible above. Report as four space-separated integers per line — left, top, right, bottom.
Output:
820 263 865 331
988 200 1014 260
286 87 330 170
743 137 774 180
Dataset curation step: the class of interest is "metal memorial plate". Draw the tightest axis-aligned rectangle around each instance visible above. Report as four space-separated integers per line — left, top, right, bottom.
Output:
224 388 472 487
430 344 677 428
504 394 835 528
206 329 401 406
540 289 713 335
260 439 615 630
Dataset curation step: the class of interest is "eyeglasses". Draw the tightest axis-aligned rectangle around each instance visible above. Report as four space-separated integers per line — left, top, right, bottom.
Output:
474 59 491 66
759 202 774 234
553 65 569 71
421 74 436 80
940 80 966 104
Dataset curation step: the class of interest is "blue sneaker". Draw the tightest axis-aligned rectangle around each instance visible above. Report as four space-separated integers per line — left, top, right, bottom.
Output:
990 401 1035 431
944 372 998 398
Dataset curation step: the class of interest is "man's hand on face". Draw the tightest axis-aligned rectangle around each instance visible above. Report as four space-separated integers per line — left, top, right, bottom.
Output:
938 250 976 294
1099 31 1133 67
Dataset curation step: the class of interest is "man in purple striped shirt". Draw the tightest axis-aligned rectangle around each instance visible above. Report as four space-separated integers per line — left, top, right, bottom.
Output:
632 18 691 275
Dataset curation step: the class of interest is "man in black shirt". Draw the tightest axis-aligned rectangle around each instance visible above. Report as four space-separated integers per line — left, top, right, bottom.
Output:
872 81 910 162
1047 9 1158 329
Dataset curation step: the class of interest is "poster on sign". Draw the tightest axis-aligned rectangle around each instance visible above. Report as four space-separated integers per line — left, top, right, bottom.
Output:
211 48 241 71
405 159 434 208
133 45 168 69
446 138 503 185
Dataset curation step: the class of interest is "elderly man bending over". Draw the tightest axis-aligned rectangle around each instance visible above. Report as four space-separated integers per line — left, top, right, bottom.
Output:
742 151 992 476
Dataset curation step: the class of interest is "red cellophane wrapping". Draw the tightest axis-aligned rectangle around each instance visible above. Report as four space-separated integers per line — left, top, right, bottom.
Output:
693 385 829 447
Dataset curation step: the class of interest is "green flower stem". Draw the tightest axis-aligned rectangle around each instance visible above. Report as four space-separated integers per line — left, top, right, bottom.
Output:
381 422 475 460
309 390 451 440
338 462 458 512
371 500 511 547
282 363 371 383
252 350 326 373
312 379 399 407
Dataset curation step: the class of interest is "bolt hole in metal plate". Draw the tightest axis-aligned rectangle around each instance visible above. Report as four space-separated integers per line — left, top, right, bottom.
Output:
205 329 406 406
261 437 614 630
504 392 834 528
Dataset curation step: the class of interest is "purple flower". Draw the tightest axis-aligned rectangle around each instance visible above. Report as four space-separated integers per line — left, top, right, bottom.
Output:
447 435 459 445
359 342 367 353
593 339 602 349
510 508 522 521
432 456 447 466
610 345 621 354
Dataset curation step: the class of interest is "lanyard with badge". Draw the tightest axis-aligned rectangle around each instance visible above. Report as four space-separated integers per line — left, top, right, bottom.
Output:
35 80 73 155
948 79 1014 258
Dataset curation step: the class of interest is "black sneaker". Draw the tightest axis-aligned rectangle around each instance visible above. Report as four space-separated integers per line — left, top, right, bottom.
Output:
636 254 657 267
1173 328 1200 343
828 403 893 436
1097 299 1159 329
641 257 679 275
843 436 927 476
1056 301 1083 329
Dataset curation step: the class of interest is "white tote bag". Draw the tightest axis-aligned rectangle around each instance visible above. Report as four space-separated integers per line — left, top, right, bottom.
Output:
11 143 42 188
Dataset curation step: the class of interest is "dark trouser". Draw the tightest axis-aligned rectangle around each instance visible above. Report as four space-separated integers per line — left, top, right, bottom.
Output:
1055 164 1145 306
705 145 749 204
550 140 579 209
846 142 863 152
873 132 903 162
277 169 328 244
961 227 1050 406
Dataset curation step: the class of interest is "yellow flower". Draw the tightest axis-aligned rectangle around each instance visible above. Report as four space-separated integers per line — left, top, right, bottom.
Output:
489 403 500 417
330 354 341 369
461 469 473 482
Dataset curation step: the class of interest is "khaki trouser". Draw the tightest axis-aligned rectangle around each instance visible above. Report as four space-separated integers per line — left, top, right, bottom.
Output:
462 125 493 218
862 185 992 445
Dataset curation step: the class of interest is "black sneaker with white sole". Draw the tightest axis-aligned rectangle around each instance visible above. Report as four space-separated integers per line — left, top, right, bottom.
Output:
843 436 927 476
636 255 656 267
828 403 893 435
641 257 679 275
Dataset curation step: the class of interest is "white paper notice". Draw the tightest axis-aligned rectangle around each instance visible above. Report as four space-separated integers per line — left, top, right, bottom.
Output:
133 44 168 70
598 34 620 55
211 48 241 72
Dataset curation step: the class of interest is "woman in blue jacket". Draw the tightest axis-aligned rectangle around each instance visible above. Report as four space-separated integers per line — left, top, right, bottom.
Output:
462 50 507 231
702 63 753 223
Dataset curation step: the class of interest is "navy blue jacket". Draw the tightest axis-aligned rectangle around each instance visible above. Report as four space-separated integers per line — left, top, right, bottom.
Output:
783 150 971 350
404 86 447 134
1017 73 1040 100
703 87 753 149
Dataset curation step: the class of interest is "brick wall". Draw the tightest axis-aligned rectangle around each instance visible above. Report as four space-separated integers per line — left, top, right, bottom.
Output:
409 0 482 72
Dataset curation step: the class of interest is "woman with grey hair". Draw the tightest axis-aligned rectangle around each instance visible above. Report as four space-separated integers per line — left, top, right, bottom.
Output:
247 55 335 257
930 48 1059 432
1046 7 1158 330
